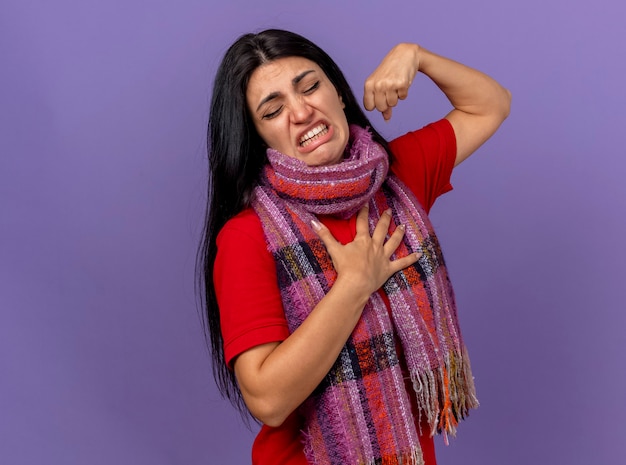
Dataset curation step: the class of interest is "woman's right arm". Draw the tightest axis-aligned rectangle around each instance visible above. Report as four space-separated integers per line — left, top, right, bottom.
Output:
233 206 419 427
363 44 511 167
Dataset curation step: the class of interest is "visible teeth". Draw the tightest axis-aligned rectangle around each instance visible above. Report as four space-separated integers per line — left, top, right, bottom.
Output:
300 124 328 146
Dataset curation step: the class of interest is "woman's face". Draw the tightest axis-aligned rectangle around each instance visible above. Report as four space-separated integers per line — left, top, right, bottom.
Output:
246 56 350 167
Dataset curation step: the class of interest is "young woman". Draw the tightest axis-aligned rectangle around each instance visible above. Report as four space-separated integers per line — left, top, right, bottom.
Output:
199 29 510 465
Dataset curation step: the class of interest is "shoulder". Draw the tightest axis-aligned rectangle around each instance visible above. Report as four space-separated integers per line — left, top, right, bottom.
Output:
220 207 263 231
215 207 273 284
217 208 266 248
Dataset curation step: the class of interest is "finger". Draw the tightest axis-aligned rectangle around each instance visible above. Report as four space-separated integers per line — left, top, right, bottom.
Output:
354 204 370 236
382 108 393 121
363 76 379 111
385 89 399 108
389 252 421 274
363 86 375 111
383 223 406 256
372 208 392 244
373 89 389 114
311 218 340 252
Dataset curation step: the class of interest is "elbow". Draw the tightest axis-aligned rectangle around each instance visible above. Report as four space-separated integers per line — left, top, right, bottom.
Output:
487 87 511 130
500 87 512 121
245 396 292 428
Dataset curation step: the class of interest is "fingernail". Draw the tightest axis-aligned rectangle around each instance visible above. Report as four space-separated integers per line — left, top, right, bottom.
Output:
311 219 322 231
397 224 405 231
385 208 392 216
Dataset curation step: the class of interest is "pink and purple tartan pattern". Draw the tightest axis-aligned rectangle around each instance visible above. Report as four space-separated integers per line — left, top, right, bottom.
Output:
251 126 478 465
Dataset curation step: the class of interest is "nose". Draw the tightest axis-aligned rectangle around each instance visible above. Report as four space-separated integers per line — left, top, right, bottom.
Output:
289 96 313 124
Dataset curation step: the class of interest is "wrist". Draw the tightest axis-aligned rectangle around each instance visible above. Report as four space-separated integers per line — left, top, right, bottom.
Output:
414 45 434 76
395 42 422 75
332 273 373 309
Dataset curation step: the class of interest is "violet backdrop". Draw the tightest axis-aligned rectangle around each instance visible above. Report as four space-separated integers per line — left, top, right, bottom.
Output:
1 0 624 464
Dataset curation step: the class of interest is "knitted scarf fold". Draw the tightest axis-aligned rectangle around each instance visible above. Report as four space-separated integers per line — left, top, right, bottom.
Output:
251 125 478 465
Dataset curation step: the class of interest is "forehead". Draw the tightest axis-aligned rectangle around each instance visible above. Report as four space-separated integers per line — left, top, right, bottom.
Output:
247 56 325 95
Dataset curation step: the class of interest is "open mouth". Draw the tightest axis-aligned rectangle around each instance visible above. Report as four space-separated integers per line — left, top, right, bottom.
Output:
299 124 329 147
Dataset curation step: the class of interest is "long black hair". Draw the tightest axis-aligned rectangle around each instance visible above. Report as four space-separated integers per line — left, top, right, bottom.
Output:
197 29 391 417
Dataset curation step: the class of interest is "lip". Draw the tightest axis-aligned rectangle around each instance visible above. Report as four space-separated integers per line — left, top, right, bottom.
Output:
296 121 334 154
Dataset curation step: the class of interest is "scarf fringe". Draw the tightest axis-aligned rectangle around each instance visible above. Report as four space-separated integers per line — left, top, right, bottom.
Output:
411 348 479 439
363 447 425 465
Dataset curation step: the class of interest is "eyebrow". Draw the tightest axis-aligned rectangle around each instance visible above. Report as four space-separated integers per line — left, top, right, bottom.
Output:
255 69 316 112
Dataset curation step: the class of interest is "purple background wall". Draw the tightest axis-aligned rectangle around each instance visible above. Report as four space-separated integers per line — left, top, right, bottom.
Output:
1 0 624 464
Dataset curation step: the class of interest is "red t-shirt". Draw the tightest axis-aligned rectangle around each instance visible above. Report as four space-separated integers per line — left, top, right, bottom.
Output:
214 119 457 465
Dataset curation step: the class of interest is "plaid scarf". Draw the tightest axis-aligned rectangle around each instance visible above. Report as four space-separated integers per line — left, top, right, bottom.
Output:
251 125 478 465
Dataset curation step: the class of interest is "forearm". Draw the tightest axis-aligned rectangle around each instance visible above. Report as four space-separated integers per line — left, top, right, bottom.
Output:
415 45 511 120
234 208 417 427
235 275 369 427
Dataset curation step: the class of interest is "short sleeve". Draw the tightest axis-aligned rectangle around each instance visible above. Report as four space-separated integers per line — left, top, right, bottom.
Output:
389 118 457 213
214 209 290 367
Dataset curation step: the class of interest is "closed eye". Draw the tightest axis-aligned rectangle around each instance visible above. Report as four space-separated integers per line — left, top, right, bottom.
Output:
262 107 283 120
303 81 320 94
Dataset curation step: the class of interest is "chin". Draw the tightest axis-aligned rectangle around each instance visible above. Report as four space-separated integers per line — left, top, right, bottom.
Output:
308 154 342 167
314 146 346 167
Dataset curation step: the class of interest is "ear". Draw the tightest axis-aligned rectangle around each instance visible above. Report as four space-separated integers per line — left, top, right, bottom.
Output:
339 94 345 109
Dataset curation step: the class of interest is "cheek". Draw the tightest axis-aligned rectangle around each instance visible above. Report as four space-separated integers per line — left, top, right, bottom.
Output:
337 113 350 145
255 122 290 151
253 120 274 143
